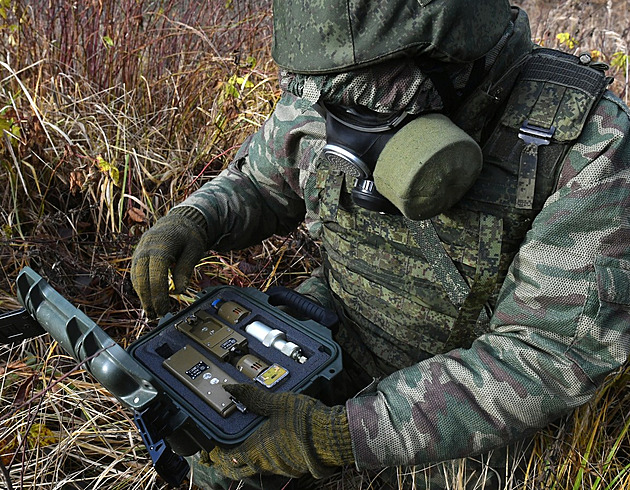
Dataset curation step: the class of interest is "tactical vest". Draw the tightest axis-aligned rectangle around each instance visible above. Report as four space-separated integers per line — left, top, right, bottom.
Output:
317 49 611 377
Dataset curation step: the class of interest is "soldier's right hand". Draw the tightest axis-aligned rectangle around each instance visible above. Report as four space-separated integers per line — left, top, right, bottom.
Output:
131 207 210 318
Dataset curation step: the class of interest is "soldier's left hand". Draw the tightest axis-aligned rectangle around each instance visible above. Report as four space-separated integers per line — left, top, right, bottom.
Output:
210 384 355 480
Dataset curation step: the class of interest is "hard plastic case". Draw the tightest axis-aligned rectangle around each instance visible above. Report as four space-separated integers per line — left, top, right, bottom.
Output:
13 267 342 485
127 282 343 448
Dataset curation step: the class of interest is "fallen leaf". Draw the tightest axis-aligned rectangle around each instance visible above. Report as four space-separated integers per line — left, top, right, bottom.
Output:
127 207 146 224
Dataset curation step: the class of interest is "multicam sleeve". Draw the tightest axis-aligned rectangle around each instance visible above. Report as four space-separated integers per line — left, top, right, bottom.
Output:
174 92 325 252
346 94 630 468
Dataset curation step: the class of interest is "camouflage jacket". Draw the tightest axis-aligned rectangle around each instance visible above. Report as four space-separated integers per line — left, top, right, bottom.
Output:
176 9 630 470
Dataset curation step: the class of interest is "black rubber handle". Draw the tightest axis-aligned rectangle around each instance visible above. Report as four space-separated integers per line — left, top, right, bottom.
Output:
266 286 338 330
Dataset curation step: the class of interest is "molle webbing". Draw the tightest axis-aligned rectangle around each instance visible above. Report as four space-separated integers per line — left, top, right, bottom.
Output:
445 213 503 351
448 49 611 335
445 49 611 345
522 50 611 131
405 218 471 308
499 49 612 210
319 49 611 371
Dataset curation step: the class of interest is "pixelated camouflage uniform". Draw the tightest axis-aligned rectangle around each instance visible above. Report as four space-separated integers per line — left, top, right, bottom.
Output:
178 4 630 489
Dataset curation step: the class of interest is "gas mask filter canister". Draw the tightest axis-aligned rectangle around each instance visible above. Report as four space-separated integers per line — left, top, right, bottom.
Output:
320 104 483 220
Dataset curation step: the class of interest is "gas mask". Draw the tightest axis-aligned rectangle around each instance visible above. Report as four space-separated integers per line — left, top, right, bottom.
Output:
317 102 484 221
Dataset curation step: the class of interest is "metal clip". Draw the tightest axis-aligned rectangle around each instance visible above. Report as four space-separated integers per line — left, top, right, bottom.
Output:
516 121 555 209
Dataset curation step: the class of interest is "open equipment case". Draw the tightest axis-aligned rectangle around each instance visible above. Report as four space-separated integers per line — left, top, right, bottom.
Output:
2 267 343 486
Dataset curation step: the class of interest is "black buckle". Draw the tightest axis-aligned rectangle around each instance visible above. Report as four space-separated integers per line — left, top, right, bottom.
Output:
516 121 556 209
518 120 555 147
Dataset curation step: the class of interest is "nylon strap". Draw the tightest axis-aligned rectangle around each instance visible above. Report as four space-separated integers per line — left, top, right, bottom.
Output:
516 121 555 209
446 214 503 351
407 214 503 352
405 217 470 308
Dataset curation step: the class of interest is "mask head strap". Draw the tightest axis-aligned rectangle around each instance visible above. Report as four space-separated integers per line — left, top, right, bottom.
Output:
416 57 487 114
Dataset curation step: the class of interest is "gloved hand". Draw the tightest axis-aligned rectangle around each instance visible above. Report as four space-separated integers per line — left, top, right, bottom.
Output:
131 206 210 318
210 384 355 480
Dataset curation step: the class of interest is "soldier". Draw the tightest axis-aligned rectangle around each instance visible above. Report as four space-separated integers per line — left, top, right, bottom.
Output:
131 1 630 488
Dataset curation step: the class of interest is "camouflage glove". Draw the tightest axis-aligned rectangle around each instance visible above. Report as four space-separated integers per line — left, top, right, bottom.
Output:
130 206 210 318
210 384 354 480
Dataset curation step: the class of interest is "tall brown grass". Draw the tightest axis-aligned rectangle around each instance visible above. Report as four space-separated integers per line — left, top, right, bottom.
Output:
0 0 628 488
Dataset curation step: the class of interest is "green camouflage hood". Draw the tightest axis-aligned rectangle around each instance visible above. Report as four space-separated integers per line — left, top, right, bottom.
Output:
272 0 513 74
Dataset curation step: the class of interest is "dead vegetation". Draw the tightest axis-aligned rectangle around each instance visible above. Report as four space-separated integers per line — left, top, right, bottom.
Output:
0 0 628 488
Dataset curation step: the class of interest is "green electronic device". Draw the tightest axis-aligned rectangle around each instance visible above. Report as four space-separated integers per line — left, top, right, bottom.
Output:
163 345 240 418
2 267 342 486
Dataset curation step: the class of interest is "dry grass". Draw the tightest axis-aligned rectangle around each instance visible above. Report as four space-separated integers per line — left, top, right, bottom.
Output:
0 0 629 488
516 0 630 101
